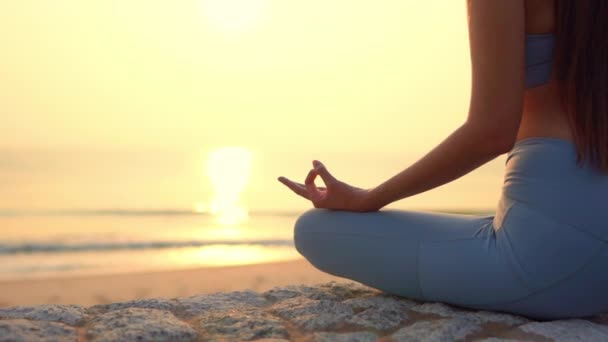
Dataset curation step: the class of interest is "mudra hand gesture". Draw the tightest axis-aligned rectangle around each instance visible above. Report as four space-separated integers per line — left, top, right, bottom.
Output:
277 160 378 212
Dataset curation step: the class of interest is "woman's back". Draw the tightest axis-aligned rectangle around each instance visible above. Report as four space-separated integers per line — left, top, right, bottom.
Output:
519 0 573 143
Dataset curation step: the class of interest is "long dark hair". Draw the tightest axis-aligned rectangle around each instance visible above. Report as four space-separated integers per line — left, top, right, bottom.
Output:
554 1 608 172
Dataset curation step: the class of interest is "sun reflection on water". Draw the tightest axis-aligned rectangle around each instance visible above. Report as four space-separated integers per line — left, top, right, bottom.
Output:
205 146 252 225
166 245 300 267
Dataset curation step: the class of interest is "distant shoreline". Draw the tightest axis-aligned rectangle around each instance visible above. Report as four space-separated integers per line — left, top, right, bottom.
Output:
0 207 495 217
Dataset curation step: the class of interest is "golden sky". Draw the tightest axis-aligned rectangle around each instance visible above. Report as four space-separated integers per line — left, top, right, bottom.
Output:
0 0 506 212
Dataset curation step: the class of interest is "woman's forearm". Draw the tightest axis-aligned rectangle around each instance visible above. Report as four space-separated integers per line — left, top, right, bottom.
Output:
365 122 511 211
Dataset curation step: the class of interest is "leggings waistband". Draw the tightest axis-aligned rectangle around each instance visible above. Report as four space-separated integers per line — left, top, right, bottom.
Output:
506 137 577 166
513 137 575 148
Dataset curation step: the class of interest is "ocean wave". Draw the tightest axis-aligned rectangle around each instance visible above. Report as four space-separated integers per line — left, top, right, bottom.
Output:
0 239 294 255
0 209 301 217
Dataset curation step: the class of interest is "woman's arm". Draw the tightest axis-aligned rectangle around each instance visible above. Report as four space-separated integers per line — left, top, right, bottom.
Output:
364 0 526 211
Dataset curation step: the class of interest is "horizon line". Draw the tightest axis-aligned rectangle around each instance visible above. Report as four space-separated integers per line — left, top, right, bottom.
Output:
0 207 495 217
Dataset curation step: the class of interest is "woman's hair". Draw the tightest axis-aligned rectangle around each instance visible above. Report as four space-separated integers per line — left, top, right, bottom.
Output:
554 1 608 172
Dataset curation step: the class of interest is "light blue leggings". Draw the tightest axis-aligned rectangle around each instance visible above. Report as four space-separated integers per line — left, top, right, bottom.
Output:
293 137 608 320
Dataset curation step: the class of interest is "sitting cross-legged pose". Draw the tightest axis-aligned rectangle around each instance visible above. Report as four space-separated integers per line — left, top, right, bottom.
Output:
277 0 608 320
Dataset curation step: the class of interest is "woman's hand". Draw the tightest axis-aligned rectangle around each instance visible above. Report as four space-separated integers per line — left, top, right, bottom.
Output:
277 160 379 212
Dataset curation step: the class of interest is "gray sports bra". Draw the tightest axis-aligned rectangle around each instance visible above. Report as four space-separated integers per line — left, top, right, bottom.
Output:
525 33 555 88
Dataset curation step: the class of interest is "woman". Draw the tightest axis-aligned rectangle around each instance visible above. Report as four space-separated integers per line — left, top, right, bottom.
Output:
277 0 608 320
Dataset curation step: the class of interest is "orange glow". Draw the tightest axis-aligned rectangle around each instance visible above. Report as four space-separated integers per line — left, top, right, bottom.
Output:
0 1 502 213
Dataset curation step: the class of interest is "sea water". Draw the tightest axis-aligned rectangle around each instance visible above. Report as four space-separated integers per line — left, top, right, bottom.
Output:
0 148 500 281
0 210 302 280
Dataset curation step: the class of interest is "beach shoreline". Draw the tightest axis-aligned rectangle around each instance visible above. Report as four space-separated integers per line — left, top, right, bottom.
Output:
0 258 349 307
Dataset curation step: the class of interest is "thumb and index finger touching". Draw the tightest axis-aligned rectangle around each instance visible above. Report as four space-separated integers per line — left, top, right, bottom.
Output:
277 160 337 201
312 160 337 184
306 160 336 187
305 160 336 200
304 160 334 203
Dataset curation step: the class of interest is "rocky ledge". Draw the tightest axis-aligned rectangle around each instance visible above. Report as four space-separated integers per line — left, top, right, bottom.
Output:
1 281 607 342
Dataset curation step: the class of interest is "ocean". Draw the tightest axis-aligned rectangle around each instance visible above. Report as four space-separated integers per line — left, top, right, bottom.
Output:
0 148 502 281
0 210 302 281
0 207 496 281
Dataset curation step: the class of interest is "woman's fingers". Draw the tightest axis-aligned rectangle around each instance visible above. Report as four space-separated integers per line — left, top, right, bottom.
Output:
305 169 322 201
304 168 317 186
278 177 310 200
312 160 337 185
278 176 326 192
279 162 334 206
306 161 336 187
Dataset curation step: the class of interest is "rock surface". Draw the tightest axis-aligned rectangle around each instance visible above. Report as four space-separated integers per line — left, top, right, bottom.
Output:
390 317 482 341
0 281 606 341
0 304 87 326
86 308 197 342
0 319 77 342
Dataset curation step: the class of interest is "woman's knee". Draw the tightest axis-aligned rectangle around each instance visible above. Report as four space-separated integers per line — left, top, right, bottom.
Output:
293 208 328 257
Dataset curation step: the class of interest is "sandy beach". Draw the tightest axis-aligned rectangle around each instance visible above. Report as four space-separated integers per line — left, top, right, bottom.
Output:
0 258 350 307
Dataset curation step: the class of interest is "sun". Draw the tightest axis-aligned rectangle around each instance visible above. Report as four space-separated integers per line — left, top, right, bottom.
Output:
200 0 271 33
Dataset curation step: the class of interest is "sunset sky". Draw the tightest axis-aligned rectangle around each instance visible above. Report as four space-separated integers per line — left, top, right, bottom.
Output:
0 0 507 213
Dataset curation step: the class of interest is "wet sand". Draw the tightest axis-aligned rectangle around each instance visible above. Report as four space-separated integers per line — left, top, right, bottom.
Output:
0 258 350 307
